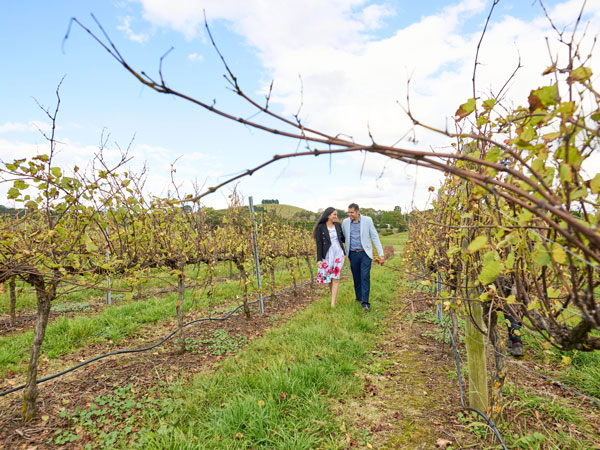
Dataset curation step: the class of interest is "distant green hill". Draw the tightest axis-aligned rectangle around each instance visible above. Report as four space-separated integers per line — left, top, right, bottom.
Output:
256 203 315 220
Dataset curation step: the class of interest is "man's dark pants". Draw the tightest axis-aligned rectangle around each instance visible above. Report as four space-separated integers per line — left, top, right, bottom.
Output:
349 250 372 308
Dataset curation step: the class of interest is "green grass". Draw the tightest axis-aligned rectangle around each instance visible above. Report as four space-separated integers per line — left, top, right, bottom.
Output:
560 350 600 399
380 232 408 249
58 239 406 449
0 260 246 314
496 382 600 450
511 320 600 400
1 257 302 314
0 263 314 379
257 203 314 219
134 260 401 449
0 279 106 314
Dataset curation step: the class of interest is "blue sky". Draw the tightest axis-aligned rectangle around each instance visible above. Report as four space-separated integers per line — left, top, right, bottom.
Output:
1 0 596 212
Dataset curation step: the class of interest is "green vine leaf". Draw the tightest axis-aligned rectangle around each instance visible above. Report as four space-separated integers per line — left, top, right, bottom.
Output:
478 252 503 285
528 84 558 110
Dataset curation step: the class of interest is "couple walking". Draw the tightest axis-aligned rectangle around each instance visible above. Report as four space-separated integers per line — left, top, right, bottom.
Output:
313 203 385 310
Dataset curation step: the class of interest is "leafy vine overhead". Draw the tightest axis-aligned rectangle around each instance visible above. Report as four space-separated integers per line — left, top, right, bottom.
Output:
66 0 598 352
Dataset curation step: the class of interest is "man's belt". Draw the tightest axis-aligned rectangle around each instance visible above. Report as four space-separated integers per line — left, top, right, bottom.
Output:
351 249 364 252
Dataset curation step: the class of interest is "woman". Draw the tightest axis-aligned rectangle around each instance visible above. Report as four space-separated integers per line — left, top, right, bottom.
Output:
313 207 345 307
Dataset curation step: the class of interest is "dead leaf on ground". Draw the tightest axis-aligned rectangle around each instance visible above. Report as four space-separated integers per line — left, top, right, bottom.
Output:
436 438 452 448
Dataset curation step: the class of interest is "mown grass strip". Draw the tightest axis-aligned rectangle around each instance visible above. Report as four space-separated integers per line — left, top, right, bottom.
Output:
0 265 312 378
133 257 402 449
0 258 305 314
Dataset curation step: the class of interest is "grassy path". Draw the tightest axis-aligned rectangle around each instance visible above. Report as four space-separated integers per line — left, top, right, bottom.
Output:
126 233 472 449
132 261 400 449
55 231 469 449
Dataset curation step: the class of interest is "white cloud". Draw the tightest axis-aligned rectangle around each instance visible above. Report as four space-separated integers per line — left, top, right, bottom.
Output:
0 138 45 162
134 0 374 44
357 3 394 29
130 0 600 210
547 0 600 26
0 121 55 134
0 122 29 133
187 52 204 62
29 120 57 134
288 180 314 194
280 167 309 178
117 16 150 43
0 135 220 203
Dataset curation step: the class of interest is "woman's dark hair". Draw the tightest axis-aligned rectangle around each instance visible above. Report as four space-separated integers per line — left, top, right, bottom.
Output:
313 207 336 239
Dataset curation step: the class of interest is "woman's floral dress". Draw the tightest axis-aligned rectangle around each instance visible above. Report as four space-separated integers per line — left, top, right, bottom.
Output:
317 225 345 283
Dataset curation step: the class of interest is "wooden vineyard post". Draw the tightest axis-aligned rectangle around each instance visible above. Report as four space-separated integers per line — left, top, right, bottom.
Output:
465 301 488 413
9 277 17 326
104 211 112 305
248 196 264 314
460 186 488 414
176 272 186 354
305 255 314 284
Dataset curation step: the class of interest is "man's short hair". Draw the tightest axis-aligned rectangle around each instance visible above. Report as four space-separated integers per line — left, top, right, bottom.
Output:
348 203 359 211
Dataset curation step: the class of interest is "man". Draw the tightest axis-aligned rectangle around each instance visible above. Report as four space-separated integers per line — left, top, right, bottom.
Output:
342 203 385 312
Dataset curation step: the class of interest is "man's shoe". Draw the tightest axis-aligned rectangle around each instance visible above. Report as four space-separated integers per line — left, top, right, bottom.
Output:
362 305 370 312
508 341 523 357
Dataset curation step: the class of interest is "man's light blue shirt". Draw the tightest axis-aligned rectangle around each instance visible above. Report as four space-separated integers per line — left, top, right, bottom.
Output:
349 217 363 251
342 214 383 260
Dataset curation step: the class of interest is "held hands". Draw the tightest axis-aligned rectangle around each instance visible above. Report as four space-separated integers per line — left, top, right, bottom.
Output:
317 261 323 268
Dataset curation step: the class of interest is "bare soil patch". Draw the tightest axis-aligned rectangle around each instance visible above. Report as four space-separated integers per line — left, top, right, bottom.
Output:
0 280 329 449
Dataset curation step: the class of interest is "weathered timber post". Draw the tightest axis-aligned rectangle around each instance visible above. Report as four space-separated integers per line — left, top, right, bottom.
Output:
235 260 251 320
460 183 488 414
464 301 488 413
248 196 264 314
9 277 17 326
104 211 112 305
176 272 186 354
305 255 314 284
270 266 276 300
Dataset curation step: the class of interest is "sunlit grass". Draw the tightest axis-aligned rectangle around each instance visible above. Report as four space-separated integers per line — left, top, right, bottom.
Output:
52 236 407 449
133 257 403 449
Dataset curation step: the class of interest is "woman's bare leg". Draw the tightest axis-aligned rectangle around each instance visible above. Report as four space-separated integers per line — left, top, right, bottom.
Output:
331 278 339 307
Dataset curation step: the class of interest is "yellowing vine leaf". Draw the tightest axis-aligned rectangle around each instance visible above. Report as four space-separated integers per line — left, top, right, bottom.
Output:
455 98 476 120
590 173 600 194
567 66 592 84
467 235 488 253
552 244 567 264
